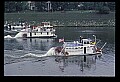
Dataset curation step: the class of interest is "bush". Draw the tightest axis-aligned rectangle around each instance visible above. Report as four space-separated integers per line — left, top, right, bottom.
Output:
97 6 110 14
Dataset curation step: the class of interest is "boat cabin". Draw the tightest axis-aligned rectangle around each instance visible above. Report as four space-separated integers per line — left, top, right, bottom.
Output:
81 39 92 46
38 22 53 28
61 38 96 55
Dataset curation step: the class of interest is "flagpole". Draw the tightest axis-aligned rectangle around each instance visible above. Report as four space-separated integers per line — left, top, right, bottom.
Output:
60 42 66 55
63 37 65 43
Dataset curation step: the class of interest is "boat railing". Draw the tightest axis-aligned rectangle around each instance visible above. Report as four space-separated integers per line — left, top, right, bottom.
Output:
32 30 55 33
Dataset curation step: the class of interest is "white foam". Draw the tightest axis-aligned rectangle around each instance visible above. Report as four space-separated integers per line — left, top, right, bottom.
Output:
4 35 15 39
45 47 55 56
20 53 43 58
20 47 55 58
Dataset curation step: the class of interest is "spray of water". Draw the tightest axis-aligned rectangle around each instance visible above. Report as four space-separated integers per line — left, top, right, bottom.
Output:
20 47 56 58
4 35 15 39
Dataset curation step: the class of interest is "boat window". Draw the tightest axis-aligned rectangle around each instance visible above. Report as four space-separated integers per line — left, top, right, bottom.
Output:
84 42 86 44
78 44 82 46
66 47 71 49
22 34 27 38
21 24 23 26
17 24 19 26
13 27 15 30
34 32 36 35
80 47 83 49
75 47 78 49
87 41 89 44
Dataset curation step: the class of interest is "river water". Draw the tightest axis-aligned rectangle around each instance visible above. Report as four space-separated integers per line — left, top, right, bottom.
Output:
4 27 115 76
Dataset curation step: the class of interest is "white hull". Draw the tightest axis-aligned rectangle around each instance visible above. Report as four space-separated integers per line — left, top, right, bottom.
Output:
64 47 94 55
56 51 102 56
14 31 57 38
11 26 25 29
55 53 102 57
45 47 102 57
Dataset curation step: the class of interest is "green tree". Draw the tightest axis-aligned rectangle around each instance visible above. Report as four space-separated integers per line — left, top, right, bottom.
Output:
5 1 16 13
35 2 46 12
97 6 110 14
107 2 115 11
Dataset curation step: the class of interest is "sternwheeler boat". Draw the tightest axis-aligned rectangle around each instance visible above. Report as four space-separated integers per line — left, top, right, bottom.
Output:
14 22 57 38
47 35 107 57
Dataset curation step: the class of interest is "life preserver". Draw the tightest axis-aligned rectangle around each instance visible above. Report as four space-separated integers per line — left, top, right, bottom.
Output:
65 52 69 56
55 46 63 53
96 48 101 52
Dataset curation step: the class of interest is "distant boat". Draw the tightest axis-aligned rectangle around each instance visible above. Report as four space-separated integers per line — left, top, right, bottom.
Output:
14 22 57 38
4 22 27 33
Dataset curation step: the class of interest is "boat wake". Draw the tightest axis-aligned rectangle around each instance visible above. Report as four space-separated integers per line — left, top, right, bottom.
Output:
4 47 56 64
20 53 46 58
20 47 55 58
4 35 15 39
45 47 55 56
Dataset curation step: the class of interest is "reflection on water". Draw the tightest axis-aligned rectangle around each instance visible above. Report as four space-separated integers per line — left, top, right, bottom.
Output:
4 38 55 51
4 38 56 64
54 56 97 72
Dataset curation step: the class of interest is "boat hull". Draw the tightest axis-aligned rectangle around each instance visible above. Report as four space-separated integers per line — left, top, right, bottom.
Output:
55 52 102 56
26 35 57 38
54 47 102 56
14 31 57 38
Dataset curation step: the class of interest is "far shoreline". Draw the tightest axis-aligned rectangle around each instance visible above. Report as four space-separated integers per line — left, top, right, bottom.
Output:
4 10 115 28
54 25 115 27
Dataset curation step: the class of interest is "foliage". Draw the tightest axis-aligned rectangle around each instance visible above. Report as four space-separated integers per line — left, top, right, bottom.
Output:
97 6 110 14
4 2 115 13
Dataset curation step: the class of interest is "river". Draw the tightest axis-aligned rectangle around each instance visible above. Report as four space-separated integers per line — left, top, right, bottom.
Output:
4 27 115 76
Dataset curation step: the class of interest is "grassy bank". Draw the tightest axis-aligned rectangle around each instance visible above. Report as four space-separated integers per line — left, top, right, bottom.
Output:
4 11 115 27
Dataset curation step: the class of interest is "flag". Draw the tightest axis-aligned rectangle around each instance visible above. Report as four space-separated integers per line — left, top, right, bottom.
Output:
59 38 64 42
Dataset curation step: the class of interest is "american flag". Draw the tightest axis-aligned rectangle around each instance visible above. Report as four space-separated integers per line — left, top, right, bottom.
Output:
59 38 64 42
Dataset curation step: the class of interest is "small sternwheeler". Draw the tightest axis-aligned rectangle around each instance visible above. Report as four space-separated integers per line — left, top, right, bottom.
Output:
26 35 106 58
53 35 107 56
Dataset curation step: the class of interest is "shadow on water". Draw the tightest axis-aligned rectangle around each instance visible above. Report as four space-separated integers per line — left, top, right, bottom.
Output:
53 55 99 73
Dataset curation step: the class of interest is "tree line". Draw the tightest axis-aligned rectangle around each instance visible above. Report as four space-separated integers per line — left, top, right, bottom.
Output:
4 1 115 14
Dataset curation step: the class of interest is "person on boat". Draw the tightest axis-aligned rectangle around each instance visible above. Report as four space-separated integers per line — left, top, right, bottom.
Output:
79 36 83 43
90 41 96 45
8 24 11 31
4 25 8 30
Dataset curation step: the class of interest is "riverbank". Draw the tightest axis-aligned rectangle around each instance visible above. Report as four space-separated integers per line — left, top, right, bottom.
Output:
54 25 115 27
4 11 115 27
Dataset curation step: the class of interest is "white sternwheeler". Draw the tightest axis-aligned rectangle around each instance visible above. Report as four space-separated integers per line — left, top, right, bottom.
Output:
14 22 57 38
4 22 26 33
48 35 107 57
25 35 106 58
